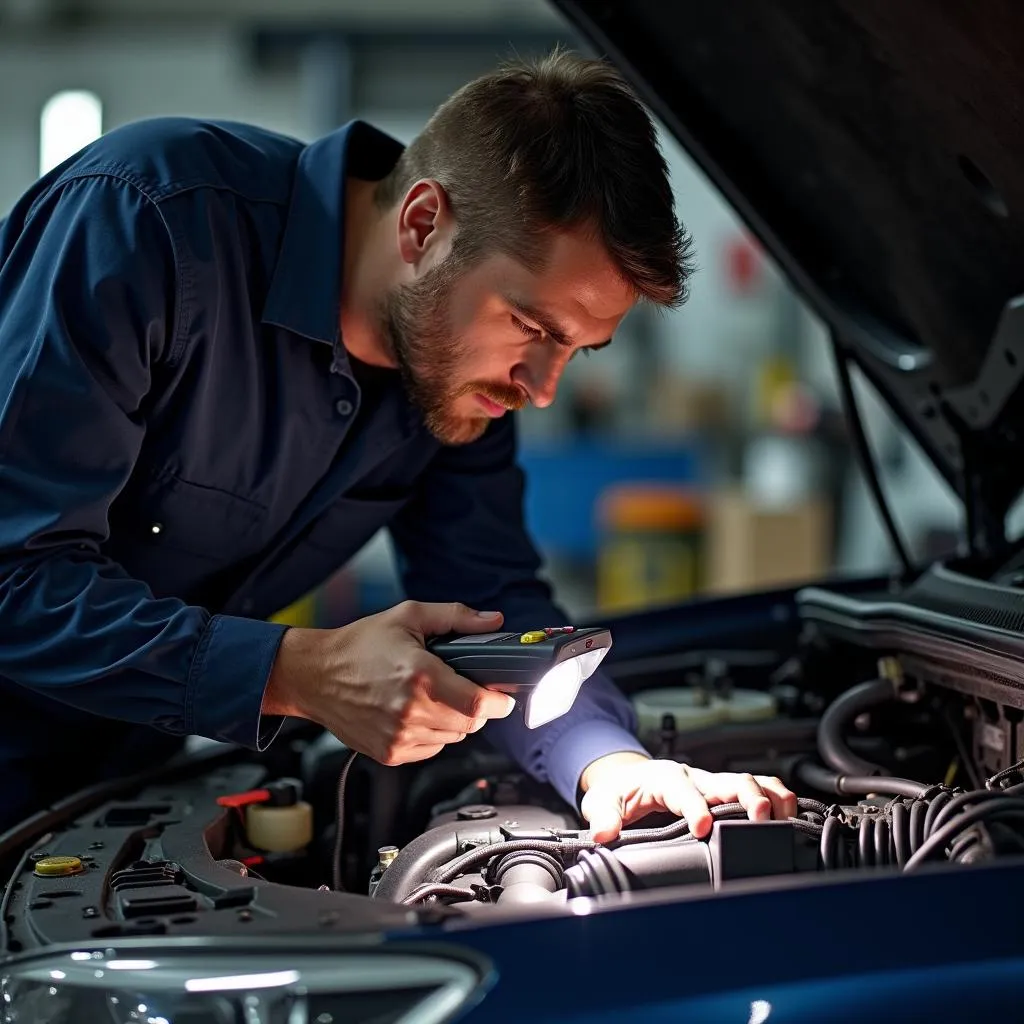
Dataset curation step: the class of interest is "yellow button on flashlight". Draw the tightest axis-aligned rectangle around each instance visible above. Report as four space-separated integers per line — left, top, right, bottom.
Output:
34 856 84 877
519 631 547 644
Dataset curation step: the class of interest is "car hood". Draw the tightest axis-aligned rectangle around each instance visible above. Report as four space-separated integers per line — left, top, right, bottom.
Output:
554 0 1024 555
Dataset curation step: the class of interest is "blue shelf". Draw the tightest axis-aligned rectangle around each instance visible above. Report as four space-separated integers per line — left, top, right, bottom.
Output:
518 438 706 560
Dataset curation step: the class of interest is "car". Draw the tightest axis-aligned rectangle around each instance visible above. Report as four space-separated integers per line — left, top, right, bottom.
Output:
5 2 1024 1021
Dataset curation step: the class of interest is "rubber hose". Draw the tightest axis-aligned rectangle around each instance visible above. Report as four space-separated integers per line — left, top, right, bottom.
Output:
796 759 928 800
858 814 873 866
874 817 890 866
494 850 564 906
821 815 843 869
370 828 461 903
931 789 1012 835
905 803 1024 870
818 678 895 777
891 801 910 867
565 841 713 897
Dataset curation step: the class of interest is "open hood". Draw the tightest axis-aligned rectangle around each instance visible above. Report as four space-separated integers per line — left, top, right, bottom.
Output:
554 0 1024 559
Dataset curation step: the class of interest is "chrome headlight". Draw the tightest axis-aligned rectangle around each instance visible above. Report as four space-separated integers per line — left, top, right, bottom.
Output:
1 944 485 1024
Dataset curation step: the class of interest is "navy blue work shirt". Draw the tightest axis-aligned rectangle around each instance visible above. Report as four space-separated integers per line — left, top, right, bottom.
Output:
0 117 646 831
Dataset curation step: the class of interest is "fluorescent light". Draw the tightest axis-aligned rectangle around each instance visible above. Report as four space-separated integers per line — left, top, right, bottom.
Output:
39 90 102 176
185 970 300 993
107 960 157 971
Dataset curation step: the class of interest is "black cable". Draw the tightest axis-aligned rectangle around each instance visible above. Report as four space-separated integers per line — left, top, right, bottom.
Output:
797 797 831 818
923 788 954 837
831 337 913 576
930 789 1013 835
904 803 1024 870
332 749 359 891
986 757 1024 791
402 883 478 906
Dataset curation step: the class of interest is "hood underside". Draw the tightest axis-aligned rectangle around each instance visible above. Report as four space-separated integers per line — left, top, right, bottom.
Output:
556 0 1024 551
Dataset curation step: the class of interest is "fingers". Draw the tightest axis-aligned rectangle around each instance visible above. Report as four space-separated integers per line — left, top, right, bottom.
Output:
396 600 504 639
675 765 715 839
756 775 798 821
732 772 773 823
425 661 516 722
580 787 624 844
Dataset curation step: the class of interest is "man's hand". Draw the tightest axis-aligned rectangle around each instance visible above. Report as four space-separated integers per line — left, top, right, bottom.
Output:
580 752 797 843
263 601 516 765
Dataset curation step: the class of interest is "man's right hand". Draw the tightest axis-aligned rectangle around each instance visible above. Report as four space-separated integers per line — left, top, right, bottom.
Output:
262 601 516 765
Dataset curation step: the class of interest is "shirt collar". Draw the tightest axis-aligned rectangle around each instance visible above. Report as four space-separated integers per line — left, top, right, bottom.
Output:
261 120 404 345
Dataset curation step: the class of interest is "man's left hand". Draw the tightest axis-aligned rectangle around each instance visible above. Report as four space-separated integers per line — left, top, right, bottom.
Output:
580 752 797 843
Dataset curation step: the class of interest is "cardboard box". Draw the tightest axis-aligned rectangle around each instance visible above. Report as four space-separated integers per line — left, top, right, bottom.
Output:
704 489 832 594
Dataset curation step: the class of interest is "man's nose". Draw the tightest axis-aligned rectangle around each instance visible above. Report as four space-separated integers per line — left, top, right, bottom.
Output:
512 348 566 409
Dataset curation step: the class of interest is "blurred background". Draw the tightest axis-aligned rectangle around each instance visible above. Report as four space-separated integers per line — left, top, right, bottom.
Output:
0 0 967 625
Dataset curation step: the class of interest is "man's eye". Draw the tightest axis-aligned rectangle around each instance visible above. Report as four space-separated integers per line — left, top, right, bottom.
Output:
511 315 542 339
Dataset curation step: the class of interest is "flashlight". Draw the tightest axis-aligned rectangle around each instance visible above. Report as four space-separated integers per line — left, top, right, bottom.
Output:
427 626 612 728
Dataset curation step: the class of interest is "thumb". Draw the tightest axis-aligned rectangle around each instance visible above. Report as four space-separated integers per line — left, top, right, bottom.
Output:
581 787 624 845
401 601 503 639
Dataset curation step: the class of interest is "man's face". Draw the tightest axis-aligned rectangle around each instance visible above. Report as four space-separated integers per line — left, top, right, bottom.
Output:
379 229 635 445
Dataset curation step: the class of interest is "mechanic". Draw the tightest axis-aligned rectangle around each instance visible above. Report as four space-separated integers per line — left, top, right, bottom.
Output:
0 50 795 840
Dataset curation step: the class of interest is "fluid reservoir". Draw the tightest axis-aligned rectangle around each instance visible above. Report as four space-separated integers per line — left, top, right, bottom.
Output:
244 779 314 853
632 687 776 756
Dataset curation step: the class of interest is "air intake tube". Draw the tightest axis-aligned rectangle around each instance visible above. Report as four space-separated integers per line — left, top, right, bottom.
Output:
564 840 712 898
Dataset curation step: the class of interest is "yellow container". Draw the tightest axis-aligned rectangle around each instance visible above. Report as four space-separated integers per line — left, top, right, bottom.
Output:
597 485 705 613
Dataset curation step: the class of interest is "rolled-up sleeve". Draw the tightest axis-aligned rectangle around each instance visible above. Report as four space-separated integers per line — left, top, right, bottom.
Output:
387 415 647 807
0 174 285 748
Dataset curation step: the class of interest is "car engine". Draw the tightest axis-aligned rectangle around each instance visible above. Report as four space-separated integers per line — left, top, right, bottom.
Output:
5 570 1024 952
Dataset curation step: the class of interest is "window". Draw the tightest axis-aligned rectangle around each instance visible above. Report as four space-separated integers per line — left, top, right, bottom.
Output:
39 90 103 176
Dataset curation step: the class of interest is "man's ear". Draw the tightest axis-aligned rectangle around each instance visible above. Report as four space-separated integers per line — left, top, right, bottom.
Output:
396 178 453 268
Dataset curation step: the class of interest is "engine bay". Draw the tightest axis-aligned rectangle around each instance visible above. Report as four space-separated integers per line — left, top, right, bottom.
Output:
6 565 1024 952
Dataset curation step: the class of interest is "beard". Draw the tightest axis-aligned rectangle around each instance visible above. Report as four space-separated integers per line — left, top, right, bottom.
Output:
378 257 528 445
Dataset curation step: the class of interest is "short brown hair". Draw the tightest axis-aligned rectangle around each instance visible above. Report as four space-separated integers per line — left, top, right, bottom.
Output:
376 48 694 307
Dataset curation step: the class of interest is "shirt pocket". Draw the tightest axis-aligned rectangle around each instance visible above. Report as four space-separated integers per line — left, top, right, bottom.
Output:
106 475 268 601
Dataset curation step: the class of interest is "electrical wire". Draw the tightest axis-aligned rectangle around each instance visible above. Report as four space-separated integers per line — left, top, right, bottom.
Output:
331 749 359 891
402 883 478 906
986 756 1024 790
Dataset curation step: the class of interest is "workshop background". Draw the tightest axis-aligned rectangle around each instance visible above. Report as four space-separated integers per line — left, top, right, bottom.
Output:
0 0 969 624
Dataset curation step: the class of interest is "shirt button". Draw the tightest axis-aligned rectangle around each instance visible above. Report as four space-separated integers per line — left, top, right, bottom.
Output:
150 522 164 536
335 398 354 417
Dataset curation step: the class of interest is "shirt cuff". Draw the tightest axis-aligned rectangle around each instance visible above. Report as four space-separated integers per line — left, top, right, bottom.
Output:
187 614 289 750
544 719 650 811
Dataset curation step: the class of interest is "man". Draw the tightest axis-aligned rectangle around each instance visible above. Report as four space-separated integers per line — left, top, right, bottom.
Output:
0 50 795 840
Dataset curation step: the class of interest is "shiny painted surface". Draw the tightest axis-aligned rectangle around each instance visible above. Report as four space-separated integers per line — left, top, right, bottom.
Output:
386 857 1024 1022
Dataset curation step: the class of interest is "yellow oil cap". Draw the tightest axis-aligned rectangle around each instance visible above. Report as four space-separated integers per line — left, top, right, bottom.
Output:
34 856 84 877
520 631 547 644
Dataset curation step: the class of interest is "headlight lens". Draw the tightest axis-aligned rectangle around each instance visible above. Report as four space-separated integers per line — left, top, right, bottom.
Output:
1 946 482 1024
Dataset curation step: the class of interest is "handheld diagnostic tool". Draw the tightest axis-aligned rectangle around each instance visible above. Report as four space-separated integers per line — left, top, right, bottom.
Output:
427 626 612 728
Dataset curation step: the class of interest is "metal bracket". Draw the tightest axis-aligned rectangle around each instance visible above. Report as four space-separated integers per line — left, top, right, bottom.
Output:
944 295 1024 432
